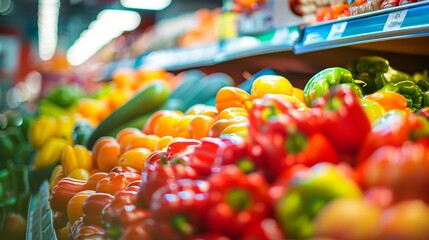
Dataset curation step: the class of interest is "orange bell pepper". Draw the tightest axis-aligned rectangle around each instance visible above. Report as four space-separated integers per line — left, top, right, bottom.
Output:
92 137 121 172
116 148 152 172
143 110 183 135
173 115 198 138
209 116 248 138
185 104 218 118
215 87 253 112
67 190 95 224
154 136 174 150
153 111 184 137
364 91 408 112
85 172 108 190
251 75 293 99
189 115 216 140
116 128 143 145
216 107 249 120
124 134 160 152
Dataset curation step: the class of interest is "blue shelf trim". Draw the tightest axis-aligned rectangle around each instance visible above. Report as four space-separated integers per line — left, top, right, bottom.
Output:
294 1 429 54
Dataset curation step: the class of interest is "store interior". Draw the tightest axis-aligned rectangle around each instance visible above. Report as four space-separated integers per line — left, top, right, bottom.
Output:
1 0 429 239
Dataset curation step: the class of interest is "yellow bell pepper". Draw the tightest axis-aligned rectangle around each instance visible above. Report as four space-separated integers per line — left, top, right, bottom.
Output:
33 137 68 170
67 168 90 181
29 116 59 149
50 165 64 191
61 145 93 176
57 116 75 145
251 75 293 99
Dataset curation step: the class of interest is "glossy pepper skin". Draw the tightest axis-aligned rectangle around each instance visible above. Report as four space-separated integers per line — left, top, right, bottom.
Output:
358 110 429 163
95 170 141 196
348 56 389 94
136 150 199 208
215 86 253 112
248 97 339 180
358 142 429 203
102 190 150 239
206 166 270 239
312 86 371 158
150 179 211 238
82 192 115 226
303 67 355 106
61 145 93 176
374 66 412 90
50 177 87 213
275 163 362 240
380 80 423 112
364 90 408 112
188 137 230 177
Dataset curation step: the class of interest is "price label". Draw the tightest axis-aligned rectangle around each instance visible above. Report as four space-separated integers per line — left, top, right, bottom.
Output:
327 22 347 41
383 10 407 31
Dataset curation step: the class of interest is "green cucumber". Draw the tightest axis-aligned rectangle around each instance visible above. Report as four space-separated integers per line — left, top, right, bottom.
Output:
169 70 206 99
182 73 234 111
86 80 170 149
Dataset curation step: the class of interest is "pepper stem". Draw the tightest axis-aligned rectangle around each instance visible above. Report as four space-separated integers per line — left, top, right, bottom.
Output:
285 132 307 154
326 97 342 111
227 189 251 212
236 158 255 174
172 215 194 235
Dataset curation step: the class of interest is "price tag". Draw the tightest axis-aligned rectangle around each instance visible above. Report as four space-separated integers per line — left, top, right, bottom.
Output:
383 10 407 31
327 22 347 41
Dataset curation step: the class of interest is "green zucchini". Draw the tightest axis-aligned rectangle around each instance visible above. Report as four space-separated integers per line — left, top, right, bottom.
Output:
86 80 170 149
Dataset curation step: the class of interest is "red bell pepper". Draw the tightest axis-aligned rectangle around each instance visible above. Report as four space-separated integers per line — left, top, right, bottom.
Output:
358 110 429 163
165 139 201 160
188 137 230 177
50 177 86 213
150 179 211 237
205 165 270 238
95 171 141 196
187 232 231 240
136 150 199 208
358 142 429 203
240 218 284 240
82 192 115 226
122 218 190 240
102 190 150 239
247 97 339 181
218 139 261 174
70 217 107 240
312 86 371 159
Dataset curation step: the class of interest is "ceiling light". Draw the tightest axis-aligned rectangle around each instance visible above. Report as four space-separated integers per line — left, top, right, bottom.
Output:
67 10 141 66
38 0 60 61
120 0 171 10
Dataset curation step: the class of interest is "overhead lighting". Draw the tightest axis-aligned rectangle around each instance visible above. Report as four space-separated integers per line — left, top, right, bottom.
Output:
38 0 60 61
120 0 171 10
67 10 141 66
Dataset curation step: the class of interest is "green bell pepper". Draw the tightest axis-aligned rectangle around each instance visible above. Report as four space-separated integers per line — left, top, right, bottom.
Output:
72 119 94 146
374 66 412 90
275 163 362 239
423 91 429 107
380 80 423 112
46 86 83 109
348 56 389 94
303 67 356 106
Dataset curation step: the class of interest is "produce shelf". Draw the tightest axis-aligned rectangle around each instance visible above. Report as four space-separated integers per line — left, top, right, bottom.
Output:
101 2 429 79
135 43 220 70
294 1 429 54
216 25 300 61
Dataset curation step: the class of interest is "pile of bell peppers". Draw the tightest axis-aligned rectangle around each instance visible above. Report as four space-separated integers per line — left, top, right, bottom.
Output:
48 57 429 240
